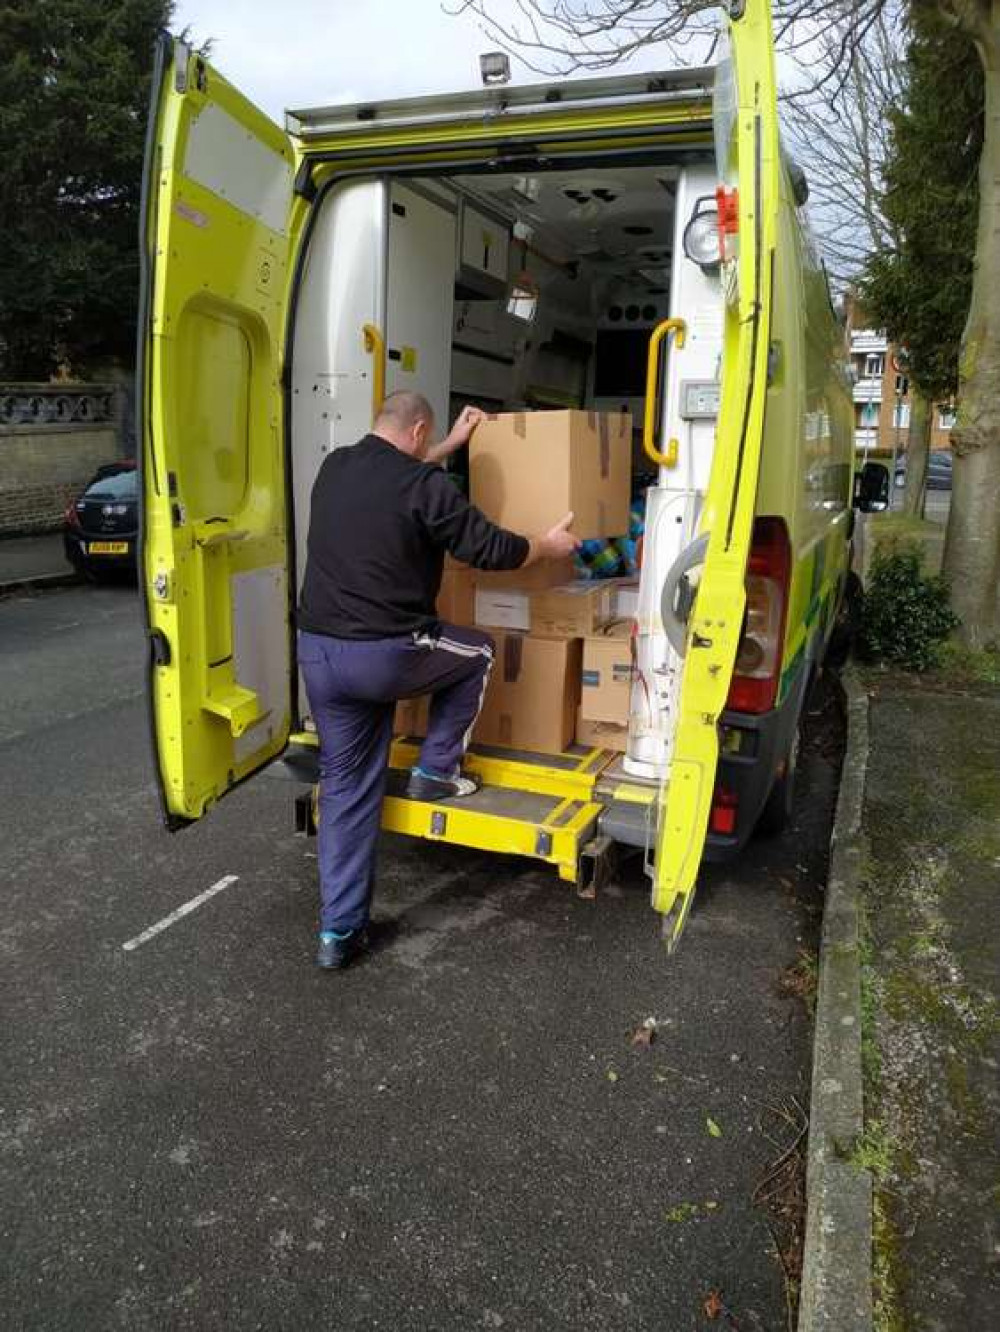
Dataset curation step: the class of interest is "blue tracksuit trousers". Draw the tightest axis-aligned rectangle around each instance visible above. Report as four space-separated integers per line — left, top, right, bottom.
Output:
297 623 495 934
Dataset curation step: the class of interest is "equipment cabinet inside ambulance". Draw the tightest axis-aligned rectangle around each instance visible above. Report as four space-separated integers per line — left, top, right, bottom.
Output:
139 1 862 948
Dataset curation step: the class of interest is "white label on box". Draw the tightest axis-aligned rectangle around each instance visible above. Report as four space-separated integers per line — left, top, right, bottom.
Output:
475 587 531 631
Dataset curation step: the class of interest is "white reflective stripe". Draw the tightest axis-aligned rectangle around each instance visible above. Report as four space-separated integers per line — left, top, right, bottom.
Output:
435 634 494 661
460 653 494 755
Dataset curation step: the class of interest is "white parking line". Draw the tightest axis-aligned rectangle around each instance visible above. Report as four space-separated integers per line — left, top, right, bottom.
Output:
121 875 240 952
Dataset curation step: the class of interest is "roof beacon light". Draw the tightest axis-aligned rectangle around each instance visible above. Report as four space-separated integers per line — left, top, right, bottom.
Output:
480 52 511 86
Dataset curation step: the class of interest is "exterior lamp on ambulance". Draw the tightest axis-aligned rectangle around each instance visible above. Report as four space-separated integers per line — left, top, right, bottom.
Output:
682 196 722 273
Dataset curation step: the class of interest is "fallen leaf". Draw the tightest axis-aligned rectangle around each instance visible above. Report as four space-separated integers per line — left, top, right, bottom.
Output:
606 1069 619 1083
630 1019 657 1048
704 1199 719 1211
653 1072 669 1084
706 1117 723 1138
703 1289 724 1319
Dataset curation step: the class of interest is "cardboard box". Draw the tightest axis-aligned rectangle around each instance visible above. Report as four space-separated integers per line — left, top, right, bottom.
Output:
475 632 582 755
437 566 476 625
474 578 618 637
531 580 616 639
394 695 430 737
470 410 632 538
581 624 633 723
575 708 629 753
472 556 576 591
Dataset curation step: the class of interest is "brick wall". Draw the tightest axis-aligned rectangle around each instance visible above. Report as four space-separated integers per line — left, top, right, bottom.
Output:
0 423 122 535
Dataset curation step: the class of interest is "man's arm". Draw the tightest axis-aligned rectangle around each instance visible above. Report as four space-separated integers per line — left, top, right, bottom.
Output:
426 405 485 466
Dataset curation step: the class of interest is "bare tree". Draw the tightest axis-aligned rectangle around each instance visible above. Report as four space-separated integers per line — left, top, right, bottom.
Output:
451 0 1000 645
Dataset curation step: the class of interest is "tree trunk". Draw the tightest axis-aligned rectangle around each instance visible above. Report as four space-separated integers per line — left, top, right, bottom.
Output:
903 392 932 516
942 11 1000 647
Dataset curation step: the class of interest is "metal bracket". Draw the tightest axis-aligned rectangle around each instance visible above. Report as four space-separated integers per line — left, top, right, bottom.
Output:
535 829 553 857
577 834 615 900
294 791 316 837
431 811 448 836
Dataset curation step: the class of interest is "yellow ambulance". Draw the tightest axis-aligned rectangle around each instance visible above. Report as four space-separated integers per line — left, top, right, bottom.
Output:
138 1 888 947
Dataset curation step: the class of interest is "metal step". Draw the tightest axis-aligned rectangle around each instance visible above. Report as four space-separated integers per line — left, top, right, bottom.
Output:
380 769 603 883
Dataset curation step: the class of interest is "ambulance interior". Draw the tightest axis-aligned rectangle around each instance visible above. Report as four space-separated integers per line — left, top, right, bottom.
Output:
290 159 725 776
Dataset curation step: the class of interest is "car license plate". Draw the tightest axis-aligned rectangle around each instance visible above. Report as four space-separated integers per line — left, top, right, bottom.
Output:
88 541 129 555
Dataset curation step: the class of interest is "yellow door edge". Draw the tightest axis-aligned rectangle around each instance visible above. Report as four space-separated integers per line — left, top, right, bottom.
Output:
653 0 781 948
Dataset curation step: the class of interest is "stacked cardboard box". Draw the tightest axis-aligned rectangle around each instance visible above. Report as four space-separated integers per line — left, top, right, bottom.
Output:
576 621 633 752
470 410 632 538
396 409 636 755
475 633 582 754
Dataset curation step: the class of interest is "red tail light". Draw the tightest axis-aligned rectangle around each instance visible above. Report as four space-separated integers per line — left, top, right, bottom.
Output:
726 518 791 714
64 499 81 530
709 785 739 835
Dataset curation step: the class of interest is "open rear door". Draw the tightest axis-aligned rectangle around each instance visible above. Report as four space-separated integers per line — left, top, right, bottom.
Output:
653 0 781 945
138 36 295 826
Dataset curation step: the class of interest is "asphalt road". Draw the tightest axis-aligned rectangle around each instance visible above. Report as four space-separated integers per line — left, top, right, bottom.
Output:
0 584 841 1331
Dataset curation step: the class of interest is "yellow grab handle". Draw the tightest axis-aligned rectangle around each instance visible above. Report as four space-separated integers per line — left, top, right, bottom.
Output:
643 317 687 468
362 323 386 423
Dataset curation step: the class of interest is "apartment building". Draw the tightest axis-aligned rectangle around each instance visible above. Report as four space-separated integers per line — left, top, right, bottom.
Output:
845 310 955 458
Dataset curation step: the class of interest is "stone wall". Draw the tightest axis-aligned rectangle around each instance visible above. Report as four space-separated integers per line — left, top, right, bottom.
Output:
0 385 125 535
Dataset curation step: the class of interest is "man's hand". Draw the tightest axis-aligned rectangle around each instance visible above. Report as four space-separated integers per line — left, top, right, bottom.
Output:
427 405 487 464
524 512 581 566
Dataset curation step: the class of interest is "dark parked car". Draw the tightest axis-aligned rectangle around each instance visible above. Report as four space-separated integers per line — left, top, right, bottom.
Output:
894 449 953 491
63 461 138 580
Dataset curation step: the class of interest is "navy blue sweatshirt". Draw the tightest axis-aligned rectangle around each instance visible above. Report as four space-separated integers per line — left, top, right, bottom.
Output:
298 434 529 640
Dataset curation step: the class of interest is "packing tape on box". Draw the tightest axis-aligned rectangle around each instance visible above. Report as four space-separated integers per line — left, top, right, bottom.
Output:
514 413 526 438
598 415 610 479
503 634 523 683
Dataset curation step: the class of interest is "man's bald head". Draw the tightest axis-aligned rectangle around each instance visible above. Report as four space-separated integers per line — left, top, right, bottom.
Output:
373 391 436 459
376 392 434 432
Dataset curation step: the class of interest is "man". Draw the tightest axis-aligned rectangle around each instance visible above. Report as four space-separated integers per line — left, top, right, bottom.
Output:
298 391 579 971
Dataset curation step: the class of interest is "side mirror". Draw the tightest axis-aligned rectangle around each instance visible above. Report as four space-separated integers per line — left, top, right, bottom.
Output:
854 461 890 513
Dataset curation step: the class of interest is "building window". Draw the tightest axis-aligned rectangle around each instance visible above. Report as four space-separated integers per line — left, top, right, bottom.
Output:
938 406 957 430
895 374 909 396
892 402 911 430
861 402 879 427
865 353 886 378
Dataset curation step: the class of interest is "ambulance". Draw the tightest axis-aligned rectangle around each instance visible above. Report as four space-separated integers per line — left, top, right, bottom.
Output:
138 1 887 948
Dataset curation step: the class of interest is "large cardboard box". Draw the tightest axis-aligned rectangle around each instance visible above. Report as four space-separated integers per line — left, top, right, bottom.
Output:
475 632 582 755
580 624 633 723
575 708 628 754
470 410 631 538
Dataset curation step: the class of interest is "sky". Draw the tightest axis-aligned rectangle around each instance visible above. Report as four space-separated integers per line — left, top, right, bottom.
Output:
171 0 703 124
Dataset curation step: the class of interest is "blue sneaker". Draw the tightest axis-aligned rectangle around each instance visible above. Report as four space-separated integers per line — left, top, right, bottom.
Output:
316 928 368 971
